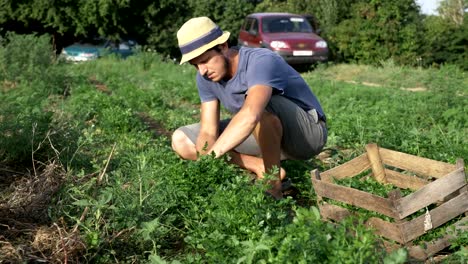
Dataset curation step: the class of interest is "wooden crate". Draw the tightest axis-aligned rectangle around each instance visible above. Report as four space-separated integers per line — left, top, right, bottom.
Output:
311 143 467 261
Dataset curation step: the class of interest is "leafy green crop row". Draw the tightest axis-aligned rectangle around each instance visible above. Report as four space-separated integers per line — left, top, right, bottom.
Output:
1 34 466 263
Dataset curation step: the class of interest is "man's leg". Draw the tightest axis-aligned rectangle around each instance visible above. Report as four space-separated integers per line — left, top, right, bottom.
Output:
171 129 198 160
227 152 286 181
252 111 283 199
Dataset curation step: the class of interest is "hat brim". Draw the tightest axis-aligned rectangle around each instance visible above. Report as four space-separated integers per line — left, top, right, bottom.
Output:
179 31 230 65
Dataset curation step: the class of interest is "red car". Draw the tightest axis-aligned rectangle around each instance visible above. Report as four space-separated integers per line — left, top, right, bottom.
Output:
238 12 328 65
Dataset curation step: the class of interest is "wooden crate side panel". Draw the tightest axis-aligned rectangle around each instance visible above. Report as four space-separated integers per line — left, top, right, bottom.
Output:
408 216 467 260
311 178 397 218
379 148 457 179
383 217 467 260
318 203 352 221
366 217 404 244
407 235 453 260
396 168 466 219
385 169 429 191
321 153 371 182
402 192 468 242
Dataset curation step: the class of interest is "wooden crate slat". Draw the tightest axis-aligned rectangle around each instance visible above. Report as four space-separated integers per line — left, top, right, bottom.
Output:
379 148 457 179
381 217 466 260
407 234 453 260
396 168 466 219
321 153 371 182
366 217 404 244
385 169 429 191
318 203 351 221
312 178 397 218
402 192 468 242
407 217 467 260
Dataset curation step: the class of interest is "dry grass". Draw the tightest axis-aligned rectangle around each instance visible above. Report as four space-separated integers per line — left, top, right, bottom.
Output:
0 161 86 263
308 63 431 91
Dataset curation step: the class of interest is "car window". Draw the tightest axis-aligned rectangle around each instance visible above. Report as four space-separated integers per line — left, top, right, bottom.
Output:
251 19 258 32
262 16 313 33
242 18 252 31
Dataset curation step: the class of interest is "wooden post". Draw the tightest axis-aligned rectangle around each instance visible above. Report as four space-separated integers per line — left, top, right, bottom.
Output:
312 169 323 205
456 159 467 217
366 143 387 183
388 189 406 243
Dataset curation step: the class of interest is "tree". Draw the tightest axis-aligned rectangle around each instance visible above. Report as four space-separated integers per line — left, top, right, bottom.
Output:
421 14 468 69
438 0 467 26
254 0 360 33
188 0 256 46
0 0 193 57
329 0 425 65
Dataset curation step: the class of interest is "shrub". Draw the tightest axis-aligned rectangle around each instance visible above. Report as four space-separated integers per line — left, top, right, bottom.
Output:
421 16 468 70
328 0 424 66
0 32 76 164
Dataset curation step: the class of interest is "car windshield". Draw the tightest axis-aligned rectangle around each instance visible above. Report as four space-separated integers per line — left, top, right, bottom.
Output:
262 16 313 33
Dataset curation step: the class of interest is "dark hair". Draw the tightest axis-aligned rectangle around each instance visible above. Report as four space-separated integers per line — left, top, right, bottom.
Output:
206 45 222 53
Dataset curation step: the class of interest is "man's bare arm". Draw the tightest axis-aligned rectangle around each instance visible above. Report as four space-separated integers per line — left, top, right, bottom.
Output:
209 85 272 157
196 100 220 155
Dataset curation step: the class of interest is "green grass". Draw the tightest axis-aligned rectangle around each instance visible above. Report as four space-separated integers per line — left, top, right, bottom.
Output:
1 48 467 263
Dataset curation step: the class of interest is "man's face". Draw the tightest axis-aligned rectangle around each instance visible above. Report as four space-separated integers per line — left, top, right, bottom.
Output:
189 47 228 82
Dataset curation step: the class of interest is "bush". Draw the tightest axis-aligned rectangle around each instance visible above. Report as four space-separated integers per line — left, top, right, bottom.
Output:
0 33 53 82
0 32 73 164
421 16 468 70
328 0 424 66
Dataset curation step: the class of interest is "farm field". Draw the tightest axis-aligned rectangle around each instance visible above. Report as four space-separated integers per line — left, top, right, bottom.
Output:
1 45 467 262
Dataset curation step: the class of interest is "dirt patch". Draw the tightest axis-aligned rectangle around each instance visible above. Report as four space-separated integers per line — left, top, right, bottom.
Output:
1 80 17 92
89 76 112 95
344 80 429 92
136 112 172 137
401 87 428 92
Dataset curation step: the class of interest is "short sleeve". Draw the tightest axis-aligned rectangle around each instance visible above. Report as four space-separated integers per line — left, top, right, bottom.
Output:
245 53 288 94
196 73 217 103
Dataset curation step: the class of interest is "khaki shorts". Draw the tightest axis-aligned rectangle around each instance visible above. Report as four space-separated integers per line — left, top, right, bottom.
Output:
177 95 327 160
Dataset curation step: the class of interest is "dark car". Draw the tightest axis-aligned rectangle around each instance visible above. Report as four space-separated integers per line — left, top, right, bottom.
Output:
61 37 138 62
238 13 328 65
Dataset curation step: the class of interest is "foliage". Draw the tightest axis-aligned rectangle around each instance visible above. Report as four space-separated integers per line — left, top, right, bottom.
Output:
188 0 256 47
0 0 467 68
0 33 71 164
304 63 467 163
328 0 424 65
421 15 468 70
0 81 53 164
437 0 467 26
2 51 467 262
143 0 192 58
254 0 360 32
0 32 54 83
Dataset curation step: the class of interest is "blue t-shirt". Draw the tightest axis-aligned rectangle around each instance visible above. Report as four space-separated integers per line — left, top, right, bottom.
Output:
196 47 326 120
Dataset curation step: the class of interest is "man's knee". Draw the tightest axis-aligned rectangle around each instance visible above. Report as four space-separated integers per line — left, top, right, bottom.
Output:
171 129 195 160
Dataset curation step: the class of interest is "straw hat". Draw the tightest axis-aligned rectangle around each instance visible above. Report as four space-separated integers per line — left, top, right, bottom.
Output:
177 17 230 64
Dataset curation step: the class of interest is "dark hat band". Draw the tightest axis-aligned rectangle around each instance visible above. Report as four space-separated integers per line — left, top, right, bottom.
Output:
179 26 223 55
